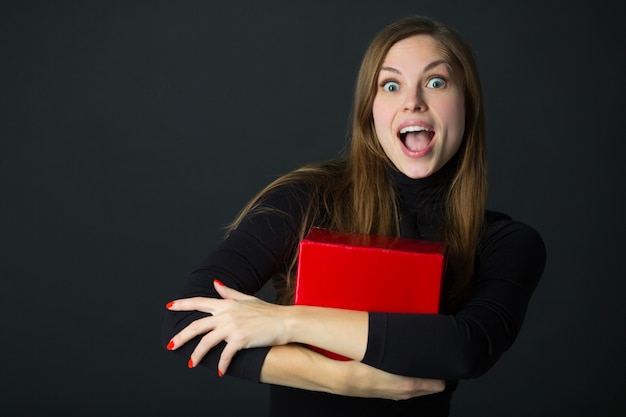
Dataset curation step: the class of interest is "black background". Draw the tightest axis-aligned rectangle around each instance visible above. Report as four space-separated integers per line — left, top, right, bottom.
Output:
2 1 625 416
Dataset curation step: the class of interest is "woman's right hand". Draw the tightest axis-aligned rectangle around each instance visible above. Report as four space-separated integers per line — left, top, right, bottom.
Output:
261 344 445 401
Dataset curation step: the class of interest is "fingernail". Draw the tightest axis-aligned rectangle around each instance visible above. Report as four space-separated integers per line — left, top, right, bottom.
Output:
166 340 175 350
166 301 174 309
188 358 194 368
217 369 224 377
214 279 225 286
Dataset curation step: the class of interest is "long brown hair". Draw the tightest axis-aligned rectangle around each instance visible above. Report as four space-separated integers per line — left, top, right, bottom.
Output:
228 16 487 310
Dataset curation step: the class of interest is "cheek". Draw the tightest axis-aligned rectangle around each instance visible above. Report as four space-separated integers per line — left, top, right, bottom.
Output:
443 98 466 148
372 99 393 137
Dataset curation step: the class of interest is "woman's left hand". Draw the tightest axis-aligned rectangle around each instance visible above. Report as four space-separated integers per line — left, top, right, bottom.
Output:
166 280 290 376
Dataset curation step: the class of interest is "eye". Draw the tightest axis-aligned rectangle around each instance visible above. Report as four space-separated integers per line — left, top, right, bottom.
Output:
382 81 400 92
426 77 446 89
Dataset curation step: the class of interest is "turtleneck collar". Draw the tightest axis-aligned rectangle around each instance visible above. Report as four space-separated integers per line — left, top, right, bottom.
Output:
388 152 458 195
388 153 459 241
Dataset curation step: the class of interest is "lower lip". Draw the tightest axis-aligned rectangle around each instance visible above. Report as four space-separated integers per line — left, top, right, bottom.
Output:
399 136 435 158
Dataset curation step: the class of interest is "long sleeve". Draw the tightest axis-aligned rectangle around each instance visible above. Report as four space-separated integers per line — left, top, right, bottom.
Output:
363 217 546 380
161 183 308 381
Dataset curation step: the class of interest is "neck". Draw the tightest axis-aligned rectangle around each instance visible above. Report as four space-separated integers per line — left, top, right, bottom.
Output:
388 154 458 240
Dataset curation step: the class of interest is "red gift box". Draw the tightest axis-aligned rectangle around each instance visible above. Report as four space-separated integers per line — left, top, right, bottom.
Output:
294 227 447 360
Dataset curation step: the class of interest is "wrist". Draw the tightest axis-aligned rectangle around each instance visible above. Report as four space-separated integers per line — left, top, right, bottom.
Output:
282 305 307 344
283 305 368 360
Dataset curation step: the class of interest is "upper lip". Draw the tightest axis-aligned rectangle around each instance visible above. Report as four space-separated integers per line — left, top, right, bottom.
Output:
396 120 434 136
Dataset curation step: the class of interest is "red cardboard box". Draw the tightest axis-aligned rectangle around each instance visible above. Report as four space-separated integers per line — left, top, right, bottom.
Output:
294 227 447 360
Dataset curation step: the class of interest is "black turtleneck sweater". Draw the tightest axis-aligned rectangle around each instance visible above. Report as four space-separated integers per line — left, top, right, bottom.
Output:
162 161 546 417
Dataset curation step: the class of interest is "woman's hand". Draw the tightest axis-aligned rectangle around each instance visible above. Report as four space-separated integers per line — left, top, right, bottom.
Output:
166 280 290 375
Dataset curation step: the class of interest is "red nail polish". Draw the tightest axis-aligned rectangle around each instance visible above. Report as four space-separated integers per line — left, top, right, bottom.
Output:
166 340 175 350
188 358 194 368
166 301 174 309
214 279 225 286
217 369 224 377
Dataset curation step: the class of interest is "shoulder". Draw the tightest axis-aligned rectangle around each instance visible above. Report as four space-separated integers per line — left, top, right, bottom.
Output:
247 160 344 220
477 210 547 287
482 210 544 248
259 160 345 205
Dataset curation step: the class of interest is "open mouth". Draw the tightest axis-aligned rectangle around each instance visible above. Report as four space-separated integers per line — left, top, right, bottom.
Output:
398 126 435 152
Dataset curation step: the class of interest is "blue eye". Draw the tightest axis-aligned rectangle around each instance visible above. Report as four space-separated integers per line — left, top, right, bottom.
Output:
382 81 400 92
427 77 446 89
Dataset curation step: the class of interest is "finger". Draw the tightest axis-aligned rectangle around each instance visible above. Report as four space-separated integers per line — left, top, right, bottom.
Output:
188 330 228 370
168 315 217 351
213 280 252 301
166 297 220 313
217 340 241 377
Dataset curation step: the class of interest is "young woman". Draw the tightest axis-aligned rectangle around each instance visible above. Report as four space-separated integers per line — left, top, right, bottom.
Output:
162 15 546 416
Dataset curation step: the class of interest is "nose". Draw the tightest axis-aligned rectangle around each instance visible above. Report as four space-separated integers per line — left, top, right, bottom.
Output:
403 88 427 112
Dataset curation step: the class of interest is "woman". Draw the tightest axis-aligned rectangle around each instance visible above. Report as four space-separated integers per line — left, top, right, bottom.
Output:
162 15 546 416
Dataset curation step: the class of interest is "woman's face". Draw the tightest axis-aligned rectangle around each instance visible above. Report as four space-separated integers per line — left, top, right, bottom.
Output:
372 35 465 179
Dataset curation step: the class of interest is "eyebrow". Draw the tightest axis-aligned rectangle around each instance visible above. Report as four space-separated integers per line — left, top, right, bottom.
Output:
379 59 451 75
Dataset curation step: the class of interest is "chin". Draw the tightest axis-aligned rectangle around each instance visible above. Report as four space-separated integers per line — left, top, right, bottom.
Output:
401 166 434 179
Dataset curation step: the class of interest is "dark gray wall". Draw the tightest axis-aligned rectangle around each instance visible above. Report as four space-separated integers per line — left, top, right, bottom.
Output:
2 1 624 416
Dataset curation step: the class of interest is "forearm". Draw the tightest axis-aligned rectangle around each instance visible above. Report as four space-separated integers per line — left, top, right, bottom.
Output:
260 344 445 400
260 344 343 394
284 306 368 361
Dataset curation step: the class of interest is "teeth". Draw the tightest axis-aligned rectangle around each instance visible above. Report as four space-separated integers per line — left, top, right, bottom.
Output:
400 126 430 134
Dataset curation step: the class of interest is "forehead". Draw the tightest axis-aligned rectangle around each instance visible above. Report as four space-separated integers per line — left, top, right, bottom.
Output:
382 35 451 66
